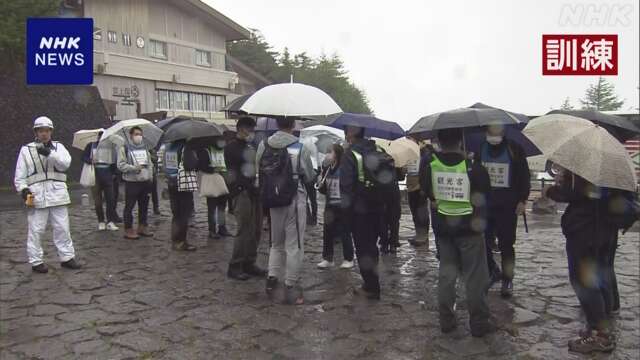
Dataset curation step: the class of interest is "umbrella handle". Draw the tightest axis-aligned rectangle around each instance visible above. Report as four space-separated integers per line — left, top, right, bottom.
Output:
523 213 529 233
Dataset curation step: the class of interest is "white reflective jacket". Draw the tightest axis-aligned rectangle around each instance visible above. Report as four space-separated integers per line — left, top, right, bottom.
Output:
14 141 71 209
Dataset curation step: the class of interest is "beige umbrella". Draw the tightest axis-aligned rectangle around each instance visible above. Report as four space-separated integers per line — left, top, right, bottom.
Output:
374 137 420 168
72 128 104 150
523 114 637 192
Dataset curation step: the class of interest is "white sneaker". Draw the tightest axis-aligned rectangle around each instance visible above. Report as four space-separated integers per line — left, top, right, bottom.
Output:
106 222 119 231
317 260 334 269
339 260 354 269
97 222 106 231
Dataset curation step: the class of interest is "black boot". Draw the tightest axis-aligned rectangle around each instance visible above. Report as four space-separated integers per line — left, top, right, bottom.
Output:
172 242 197 251
218 225 232 237
501 279 513 298
61 258 82 270
227 268 250 281
32 263 49 273
266 276 278 295
244 263 267 277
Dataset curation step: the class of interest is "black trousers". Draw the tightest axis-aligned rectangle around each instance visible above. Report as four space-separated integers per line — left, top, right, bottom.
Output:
408 190 430 233
113 171 121 205
93 167 117 223
207 196 227 232
322 205 354 262
229 191 263 270
566 234 614 331
352 213 380 293
305 182 318 221
607 233 620 312
151 171 160 211
431 206 441 258
485 207 518 281
123 181 151 229
379 185 401 248
169 186 194 244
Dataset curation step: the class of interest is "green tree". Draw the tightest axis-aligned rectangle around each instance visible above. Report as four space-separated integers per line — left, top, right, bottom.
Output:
560 97 574 110
226 30 279 79
227 32 372 114
0 0 59 65
580 77 625 111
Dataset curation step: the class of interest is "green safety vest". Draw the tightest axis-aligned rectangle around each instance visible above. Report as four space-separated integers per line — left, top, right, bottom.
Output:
430 155 473 216
351 150 368 186
208 147 227 172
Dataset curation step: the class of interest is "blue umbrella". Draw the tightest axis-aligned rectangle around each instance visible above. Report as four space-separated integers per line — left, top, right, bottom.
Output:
326 113 404 140
464 127 541 157
466 103 540 156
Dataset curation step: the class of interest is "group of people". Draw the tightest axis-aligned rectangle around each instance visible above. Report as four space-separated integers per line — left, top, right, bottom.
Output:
14 114 632 354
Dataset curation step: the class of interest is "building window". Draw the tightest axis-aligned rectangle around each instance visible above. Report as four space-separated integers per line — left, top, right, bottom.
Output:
170 91 188 110
191 93 205 112
107 31 117 43
156 90 225 112
122 33 131 47
156 90 169 109
148 39 167 59
195 49 211 67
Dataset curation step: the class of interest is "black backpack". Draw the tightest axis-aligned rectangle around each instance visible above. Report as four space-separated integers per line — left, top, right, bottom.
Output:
355 145 397 193
605 189 640 233
259 140 302 208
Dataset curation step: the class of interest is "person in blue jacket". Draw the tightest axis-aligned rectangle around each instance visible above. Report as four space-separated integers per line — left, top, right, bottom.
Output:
476 125 530 298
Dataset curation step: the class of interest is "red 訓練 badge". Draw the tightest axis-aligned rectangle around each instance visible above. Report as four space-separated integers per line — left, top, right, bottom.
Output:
542 34 617 75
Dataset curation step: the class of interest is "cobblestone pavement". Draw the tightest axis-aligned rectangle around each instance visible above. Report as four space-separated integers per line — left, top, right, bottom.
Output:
0 194 638 359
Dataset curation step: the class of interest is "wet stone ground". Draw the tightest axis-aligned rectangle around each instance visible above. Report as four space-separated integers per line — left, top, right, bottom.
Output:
0 194 639 359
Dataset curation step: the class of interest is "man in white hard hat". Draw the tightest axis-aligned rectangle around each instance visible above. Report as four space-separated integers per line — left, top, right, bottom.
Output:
14 116 81 273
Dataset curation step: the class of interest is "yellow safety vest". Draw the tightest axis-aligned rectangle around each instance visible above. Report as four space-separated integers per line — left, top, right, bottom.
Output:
208 147 227 173
430 155 473 216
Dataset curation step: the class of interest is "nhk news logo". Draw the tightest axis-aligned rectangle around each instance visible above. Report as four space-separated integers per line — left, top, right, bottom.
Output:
542 34 618 75
26 18 93 85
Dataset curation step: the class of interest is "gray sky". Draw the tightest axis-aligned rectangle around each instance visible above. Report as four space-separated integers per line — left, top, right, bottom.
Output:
208 0 639 129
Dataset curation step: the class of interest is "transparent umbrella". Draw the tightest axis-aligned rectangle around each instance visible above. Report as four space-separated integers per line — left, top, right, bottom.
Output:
523 114 637 192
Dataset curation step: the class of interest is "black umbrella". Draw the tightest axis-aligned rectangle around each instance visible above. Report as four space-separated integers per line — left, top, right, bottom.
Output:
408 107 523 139
221 94 252 114
470 102 530 124
156 115 192 131
162 120 223 143
547 109 640 142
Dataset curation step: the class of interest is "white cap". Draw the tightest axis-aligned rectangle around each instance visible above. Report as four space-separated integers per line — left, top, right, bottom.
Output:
33 116 54 129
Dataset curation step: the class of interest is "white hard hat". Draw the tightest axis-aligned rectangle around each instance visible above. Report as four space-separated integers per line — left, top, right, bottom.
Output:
33 116 54 129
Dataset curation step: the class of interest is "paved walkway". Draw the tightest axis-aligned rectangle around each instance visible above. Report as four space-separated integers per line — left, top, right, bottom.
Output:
0 195 638 359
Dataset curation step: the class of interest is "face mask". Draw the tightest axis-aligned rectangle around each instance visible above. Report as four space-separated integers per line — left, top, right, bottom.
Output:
246 132 255 142
132 135 143 145
432 143 441 152
486 135 503 145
